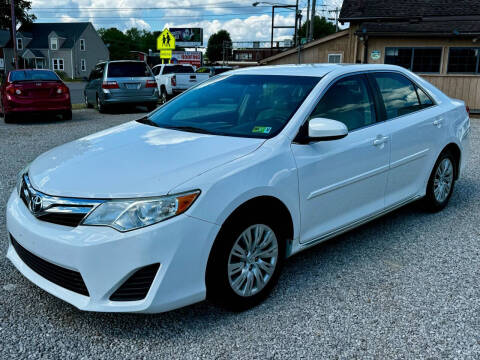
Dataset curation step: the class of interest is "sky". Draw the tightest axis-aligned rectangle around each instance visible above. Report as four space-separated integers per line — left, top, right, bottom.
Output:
30 0 344 45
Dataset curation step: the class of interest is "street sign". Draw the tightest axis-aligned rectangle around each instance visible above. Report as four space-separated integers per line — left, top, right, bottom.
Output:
160 50 172 59
157 29 175 50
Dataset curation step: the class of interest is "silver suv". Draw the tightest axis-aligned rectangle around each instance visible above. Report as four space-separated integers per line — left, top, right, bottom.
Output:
84 60 159 112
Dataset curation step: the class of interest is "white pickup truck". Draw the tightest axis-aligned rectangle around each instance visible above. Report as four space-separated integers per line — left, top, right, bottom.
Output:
152 64 209 103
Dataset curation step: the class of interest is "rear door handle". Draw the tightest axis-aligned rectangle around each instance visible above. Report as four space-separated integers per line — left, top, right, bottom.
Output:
373 135 389 146
433 118 444 127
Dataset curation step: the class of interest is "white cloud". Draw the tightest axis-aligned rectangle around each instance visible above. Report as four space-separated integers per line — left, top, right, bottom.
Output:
31 0 342 39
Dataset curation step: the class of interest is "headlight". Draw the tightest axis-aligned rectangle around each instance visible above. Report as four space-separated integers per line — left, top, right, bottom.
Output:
82 190 200 232
16 164 30 195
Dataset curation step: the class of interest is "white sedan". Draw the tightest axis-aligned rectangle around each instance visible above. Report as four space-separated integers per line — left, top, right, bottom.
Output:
6 64 470 313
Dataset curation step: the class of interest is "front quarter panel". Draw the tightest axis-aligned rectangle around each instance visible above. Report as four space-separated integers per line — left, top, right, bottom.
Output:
170 135 300 255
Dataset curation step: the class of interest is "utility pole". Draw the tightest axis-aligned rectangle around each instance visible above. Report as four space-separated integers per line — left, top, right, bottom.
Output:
309 0 316 41
10 0 18 69
328 7 340 32
306 0 310 42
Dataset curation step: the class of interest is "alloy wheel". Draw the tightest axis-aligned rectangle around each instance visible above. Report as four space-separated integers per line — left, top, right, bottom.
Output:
227 224 279 297
433 158 454 203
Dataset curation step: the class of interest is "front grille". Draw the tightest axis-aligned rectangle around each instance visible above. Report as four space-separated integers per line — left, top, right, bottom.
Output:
19 174 102 228
37 212 89 227
10 235 89 296
110 264 159 301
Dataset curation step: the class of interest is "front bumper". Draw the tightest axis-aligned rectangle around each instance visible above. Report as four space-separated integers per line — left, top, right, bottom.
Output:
6 191 220 313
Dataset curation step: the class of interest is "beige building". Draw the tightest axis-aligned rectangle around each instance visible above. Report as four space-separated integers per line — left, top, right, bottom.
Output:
261 0 480 112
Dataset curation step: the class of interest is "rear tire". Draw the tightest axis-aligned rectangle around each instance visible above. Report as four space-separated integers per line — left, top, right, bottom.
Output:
423 150 456 212
96 95 107 113
63 110 72 120
4 112 13 123
159 88 167 105
206 211 285 311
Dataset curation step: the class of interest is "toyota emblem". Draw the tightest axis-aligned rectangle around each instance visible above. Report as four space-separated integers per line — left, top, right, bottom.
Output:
30 195 43 213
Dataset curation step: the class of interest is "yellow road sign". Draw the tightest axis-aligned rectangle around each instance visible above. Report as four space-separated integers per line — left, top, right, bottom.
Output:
160 50 172 59
157 29 175 50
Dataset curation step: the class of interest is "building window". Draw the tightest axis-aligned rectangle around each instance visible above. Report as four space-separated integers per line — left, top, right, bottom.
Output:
385 47 442 73
51 38 58 50
80 39 86 51
52 58 64 71
81 59 86 71
17 38 23 50
328 53 342 63
448 48 480 73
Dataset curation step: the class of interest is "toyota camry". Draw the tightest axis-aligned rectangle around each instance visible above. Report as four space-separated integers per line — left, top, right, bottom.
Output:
6 64 470 313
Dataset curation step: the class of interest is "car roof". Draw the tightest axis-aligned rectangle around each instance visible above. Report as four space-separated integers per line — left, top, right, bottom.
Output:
228 64 409 77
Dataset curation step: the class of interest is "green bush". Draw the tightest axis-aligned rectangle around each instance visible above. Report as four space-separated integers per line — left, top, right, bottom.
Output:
55 71 69 81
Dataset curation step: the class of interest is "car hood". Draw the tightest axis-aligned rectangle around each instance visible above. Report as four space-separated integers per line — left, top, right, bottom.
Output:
28 121 264 198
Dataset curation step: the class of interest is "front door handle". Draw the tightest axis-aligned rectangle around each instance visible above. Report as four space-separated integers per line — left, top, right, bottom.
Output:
373 135 389 147
433 118 444 127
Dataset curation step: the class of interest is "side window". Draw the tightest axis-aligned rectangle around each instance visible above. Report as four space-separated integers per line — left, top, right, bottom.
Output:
417 87 434 108
310 75 376 131
373 73 421 119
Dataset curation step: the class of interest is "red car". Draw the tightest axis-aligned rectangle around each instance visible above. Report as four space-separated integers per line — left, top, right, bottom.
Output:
1 69 72 123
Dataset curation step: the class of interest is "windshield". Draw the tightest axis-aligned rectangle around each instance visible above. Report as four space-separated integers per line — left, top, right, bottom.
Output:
144 74 319 139
163 65 195 74
9 70 59 82
107 62 151 78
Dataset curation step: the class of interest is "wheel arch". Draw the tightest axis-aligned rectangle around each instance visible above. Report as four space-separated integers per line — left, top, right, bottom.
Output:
206 195 294 274
441 142 461 180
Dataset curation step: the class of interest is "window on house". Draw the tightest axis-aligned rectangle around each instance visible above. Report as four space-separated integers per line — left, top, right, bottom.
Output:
81 59 86 72
328 53 342 63
51 38 58 50
52 58 64 71
385 47 442 73
17 38 23 50
80 39 86 51
448 48 480 73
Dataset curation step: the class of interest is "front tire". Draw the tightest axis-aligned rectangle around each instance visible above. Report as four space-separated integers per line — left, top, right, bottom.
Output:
423 150 456 212
85 93 93 108
206 212 285 311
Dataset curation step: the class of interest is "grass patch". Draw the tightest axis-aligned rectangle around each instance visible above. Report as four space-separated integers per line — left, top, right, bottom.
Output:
72 103 87 110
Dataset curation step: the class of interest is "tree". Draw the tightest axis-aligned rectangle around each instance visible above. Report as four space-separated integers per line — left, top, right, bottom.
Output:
0 0 36 30
298 16 336 42
206 30 232 63
98 27 131 60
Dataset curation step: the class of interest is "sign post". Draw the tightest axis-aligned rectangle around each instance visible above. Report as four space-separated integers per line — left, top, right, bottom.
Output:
157 29 176 63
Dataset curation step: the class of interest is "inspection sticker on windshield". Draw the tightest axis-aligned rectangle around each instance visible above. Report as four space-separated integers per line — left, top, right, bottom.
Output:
252 126 272 134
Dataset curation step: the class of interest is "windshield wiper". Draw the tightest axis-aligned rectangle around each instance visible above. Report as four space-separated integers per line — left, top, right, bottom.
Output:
136 117 159 127
164 126 215 135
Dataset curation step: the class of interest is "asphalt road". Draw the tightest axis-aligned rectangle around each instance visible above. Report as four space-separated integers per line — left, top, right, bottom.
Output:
1 110 479 359
66 82 86 105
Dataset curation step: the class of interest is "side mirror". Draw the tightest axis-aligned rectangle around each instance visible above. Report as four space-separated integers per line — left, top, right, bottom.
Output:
307 118 348 142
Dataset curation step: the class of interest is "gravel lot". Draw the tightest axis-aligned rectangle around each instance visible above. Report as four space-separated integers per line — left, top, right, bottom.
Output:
1 110 479 359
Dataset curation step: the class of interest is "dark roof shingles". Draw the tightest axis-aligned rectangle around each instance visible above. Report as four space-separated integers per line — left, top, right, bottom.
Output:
340 0 480 20
18 22 90 49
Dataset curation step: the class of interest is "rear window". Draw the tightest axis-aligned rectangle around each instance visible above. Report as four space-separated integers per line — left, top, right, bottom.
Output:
9 70 59 82
162 65 194 74
107 62 151 78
